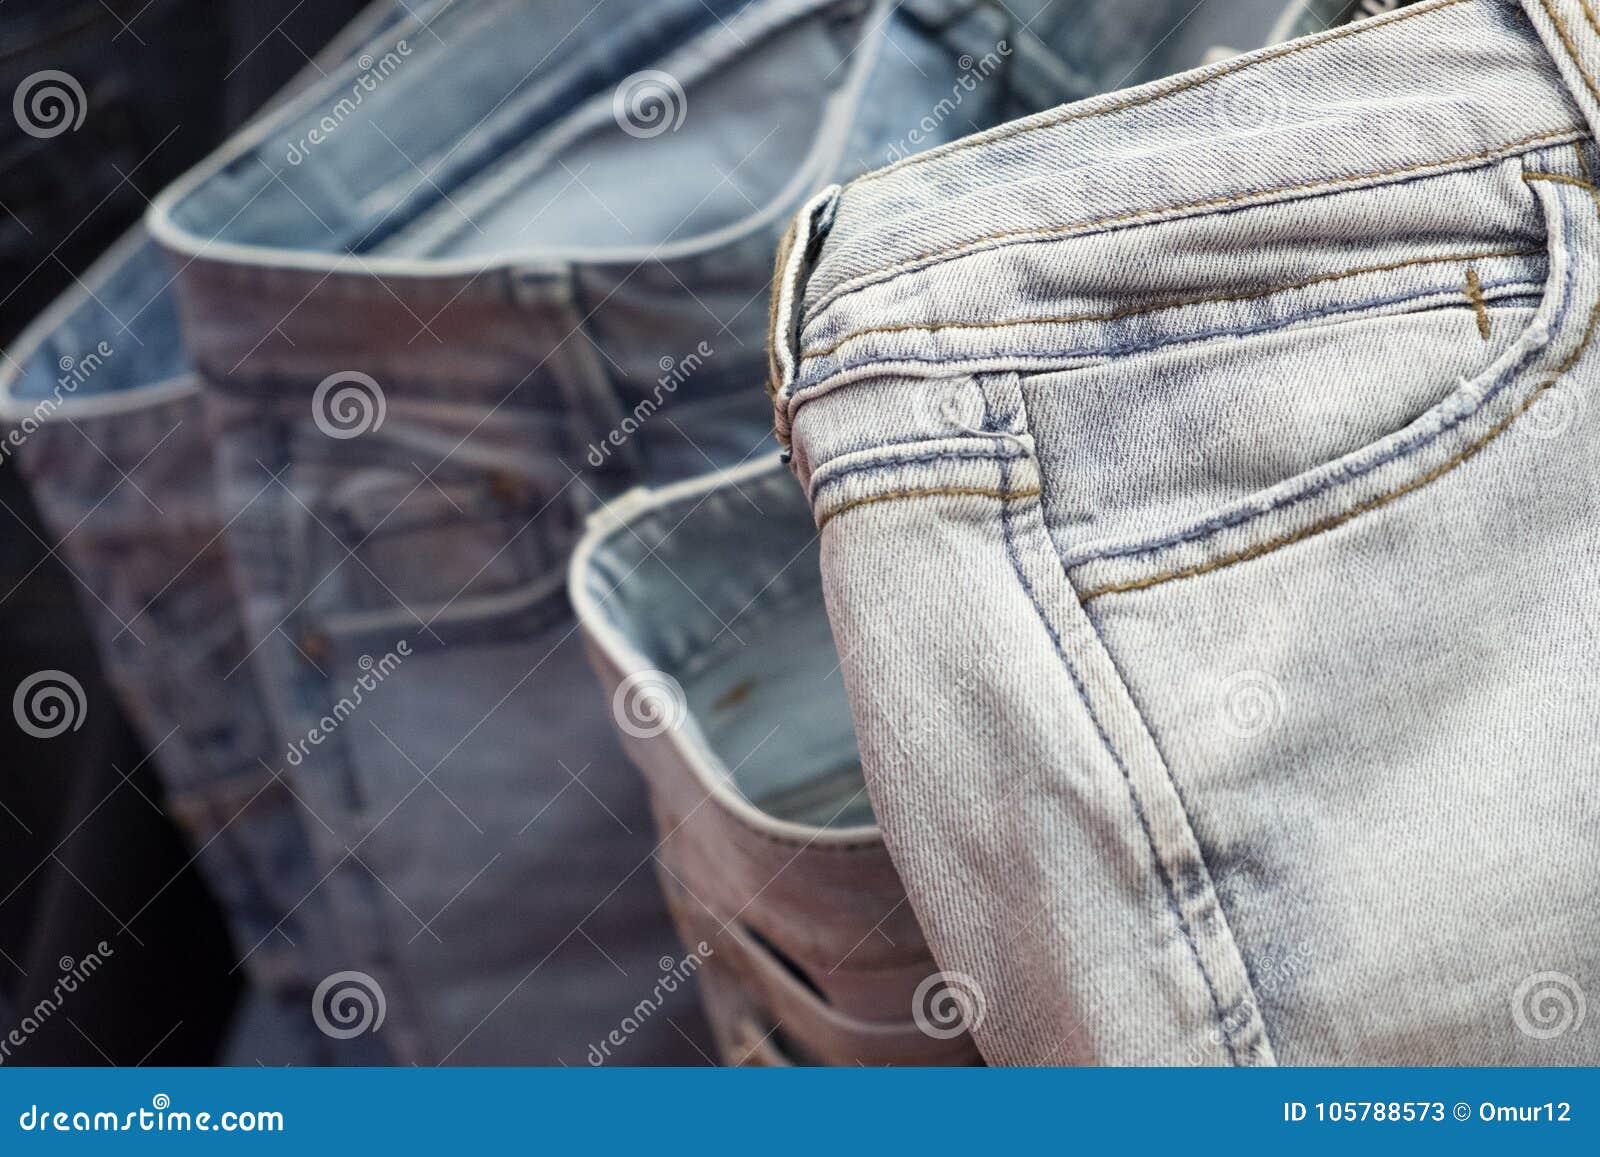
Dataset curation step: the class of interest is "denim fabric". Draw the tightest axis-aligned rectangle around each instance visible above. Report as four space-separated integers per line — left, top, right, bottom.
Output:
0 230 345 1065
773 0 1600 1064
138 0 1082 1064
0 0 423 1063
0 0 394 1064
572 458 980 1065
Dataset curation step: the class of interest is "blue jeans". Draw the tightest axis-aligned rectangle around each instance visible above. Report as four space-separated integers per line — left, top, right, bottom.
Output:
136 0 1086 1063
770 0 1600 1064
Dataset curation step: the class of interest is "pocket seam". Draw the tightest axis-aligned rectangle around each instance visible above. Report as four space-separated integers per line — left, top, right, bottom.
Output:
1067 168 1596 599
995 455 1275 1067
1079 293 1600 601
802 245 1544 362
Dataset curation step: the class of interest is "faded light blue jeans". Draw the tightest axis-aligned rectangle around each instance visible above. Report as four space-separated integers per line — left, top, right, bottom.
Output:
771 0 1600 1065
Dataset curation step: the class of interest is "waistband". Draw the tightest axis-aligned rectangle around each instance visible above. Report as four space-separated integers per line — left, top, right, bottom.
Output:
771 0 1600 437
145 0 899 382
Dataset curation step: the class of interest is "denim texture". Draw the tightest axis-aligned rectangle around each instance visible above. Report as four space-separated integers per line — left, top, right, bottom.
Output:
568 0 1295 1064
0 0 425 1068
133 0 1093 1064
572 458 980 1065
772 0 1600 1064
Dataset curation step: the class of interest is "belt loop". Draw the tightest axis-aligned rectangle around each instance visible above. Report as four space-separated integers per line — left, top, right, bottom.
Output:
768 184 841 449
1523 0 1600 141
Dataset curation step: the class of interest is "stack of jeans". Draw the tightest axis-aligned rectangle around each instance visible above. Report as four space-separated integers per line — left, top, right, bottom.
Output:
5 0 1401 1067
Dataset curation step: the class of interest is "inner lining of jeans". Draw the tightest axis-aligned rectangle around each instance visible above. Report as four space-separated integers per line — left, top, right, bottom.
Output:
8 235 189 403
581 468 872 830
388 7 866 257
162 0 868 259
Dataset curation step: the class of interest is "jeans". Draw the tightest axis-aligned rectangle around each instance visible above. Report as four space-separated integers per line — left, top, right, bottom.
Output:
572 458 979 1065
136 0 1090 1064
0 0 394 1064
770 0 1600 1064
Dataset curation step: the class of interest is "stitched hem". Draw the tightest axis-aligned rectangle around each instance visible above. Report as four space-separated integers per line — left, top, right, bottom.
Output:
794 276 1544 387
802 127 1582 331
995 458 1263 1066
1540 0 1600 108
804 245 1542 361
817 485 1041 530
811 444 1031 498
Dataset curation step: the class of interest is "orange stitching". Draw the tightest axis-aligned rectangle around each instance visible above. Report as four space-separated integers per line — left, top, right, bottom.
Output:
1523 170 1600 190
1585 0 1600 41
804 246 1541 360
848 0 1469 190
818 486 1041 530
1079 299 1600 603
806 127 1581 332
1539 0 1600 109
1465 269 1491 340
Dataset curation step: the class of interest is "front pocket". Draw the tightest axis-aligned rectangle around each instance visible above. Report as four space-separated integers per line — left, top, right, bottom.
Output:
287 415 582 625
1027 151 1600 602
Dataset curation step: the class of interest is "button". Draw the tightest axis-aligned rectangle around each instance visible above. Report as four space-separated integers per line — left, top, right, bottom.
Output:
298 630 330 665
487 470 527 505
